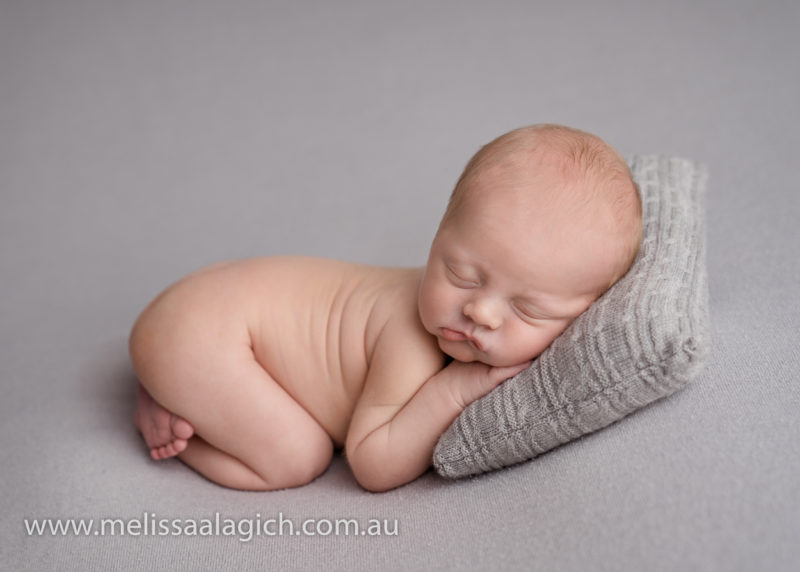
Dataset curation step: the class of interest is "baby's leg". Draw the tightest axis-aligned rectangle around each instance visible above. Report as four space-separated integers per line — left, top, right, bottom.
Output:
134 383 195 459
130 324 333 491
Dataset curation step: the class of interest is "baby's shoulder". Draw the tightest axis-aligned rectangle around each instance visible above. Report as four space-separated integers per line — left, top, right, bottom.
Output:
370 271 445 375
357 289 444 408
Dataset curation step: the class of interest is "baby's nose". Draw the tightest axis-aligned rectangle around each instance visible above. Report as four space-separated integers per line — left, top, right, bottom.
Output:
463 299 502 330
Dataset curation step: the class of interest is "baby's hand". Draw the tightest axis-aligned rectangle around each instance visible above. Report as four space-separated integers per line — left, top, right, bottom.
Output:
436 360 530 411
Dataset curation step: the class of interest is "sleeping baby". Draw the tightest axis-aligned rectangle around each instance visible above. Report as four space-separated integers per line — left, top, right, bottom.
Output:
130 123 642 492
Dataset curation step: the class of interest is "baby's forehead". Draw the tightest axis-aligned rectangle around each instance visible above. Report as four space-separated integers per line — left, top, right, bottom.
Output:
461 160 601 217
454 172 628 260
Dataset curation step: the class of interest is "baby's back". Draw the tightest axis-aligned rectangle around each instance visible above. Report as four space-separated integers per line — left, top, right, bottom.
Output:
136 256 421 445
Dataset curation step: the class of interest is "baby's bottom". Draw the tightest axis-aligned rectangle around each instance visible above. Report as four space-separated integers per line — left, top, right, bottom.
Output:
130 331 333 491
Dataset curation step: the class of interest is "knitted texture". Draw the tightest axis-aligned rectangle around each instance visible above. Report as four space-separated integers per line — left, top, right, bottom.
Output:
433 155 711 478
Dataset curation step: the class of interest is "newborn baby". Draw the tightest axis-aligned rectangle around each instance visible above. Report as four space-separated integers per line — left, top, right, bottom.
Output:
131 124 642 492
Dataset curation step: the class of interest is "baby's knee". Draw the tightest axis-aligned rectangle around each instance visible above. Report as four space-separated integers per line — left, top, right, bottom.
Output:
272 427 334 488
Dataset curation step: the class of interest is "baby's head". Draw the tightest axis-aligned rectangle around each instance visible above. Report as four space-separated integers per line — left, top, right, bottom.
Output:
418 124 642 366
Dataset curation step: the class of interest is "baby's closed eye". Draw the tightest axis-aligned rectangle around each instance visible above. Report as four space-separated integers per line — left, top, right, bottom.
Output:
445 265 480 288
511 301 550 322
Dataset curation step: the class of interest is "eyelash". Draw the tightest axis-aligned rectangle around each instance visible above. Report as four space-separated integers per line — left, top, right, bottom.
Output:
445 266 479 288
513 304 540 321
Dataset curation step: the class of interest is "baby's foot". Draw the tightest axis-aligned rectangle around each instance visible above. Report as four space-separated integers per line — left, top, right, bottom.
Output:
134 383 195 460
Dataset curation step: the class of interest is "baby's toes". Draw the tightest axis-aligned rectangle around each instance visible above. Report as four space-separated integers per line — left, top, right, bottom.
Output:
153 441 182 460
164 440 187 459
172 438 188 455
171 416 195 440
151 442 170 460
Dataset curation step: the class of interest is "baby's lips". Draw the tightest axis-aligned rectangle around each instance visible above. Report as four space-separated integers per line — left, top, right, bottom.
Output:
440 327 468 342
442 327 485 352
467 337 484 352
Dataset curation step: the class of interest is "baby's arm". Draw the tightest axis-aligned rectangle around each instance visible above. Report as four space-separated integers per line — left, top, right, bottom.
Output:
345 319 528 492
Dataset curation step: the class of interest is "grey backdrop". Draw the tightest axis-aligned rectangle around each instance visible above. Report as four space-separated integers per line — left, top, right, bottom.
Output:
3 1 799 570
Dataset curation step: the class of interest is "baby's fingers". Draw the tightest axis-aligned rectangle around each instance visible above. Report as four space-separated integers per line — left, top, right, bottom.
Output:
438 360 531 410
488 361 531 384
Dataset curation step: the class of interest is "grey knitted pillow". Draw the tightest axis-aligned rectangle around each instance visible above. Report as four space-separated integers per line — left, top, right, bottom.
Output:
433 155 710 479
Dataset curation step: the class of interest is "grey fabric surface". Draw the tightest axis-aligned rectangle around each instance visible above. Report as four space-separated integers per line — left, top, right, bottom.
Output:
435 156 711 478
3 1 799 571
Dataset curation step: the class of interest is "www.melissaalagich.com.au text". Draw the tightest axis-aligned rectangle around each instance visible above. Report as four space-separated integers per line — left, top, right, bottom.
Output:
24 512 399 542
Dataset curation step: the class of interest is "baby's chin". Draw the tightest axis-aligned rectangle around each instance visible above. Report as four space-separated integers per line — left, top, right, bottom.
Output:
438 339 478 363
440 340 535 368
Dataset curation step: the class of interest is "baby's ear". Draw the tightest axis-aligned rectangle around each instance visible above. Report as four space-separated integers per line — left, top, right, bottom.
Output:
434 155 711 478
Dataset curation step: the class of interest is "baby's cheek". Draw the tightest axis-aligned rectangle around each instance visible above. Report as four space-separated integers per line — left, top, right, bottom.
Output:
418 282 446 329
532 320 572 355
513 325 559 362
421 282 448 313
